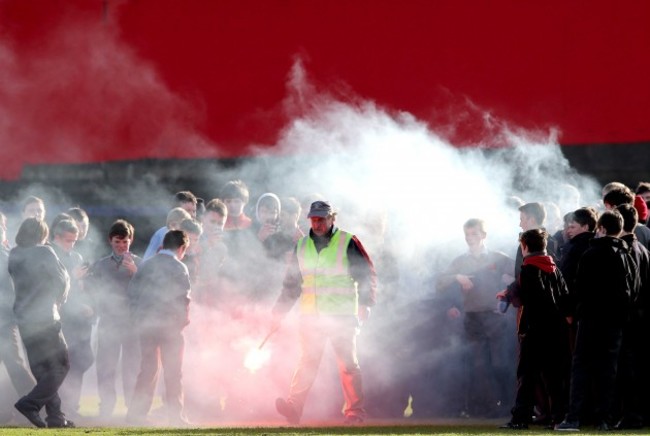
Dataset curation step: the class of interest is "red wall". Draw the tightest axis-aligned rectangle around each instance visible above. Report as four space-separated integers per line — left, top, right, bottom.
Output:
1 0 649 180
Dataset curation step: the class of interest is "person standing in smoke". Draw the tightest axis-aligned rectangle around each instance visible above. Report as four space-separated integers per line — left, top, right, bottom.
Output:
50 218 94 421
273 200 377 425
85 219 141 419
143 190 197 261
556 210 639 431
500 229 572 430
0 212 35 424
126 230 192 427
437 218 515 419
9 218 74 428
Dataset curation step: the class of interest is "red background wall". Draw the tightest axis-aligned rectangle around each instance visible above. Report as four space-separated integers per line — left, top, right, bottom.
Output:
1 0 649 180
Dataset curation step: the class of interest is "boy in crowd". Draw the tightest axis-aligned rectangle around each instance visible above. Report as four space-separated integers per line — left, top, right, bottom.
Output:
501 229 571 430
86 220 141 418
126 230 192 427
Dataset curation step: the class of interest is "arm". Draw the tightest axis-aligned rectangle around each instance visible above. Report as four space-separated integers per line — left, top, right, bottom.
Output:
271 248 303 316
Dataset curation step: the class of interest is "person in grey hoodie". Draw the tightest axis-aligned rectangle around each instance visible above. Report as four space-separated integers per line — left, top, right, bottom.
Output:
9 218 73 428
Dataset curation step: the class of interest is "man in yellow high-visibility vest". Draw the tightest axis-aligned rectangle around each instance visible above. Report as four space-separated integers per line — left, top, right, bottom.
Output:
272 200 377 425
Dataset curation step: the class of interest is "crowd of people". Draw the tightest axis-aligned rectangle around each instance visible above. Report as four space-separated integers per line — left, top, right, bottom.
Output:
0 178 649 430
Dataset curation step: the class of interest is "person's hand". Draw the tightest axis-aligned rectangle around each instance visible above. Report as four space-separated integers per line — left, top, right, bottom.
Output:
447 307 461 319
456 274 474 291
496 289 508 300
122 252 138 275
258 223 279 242
73 264 89 280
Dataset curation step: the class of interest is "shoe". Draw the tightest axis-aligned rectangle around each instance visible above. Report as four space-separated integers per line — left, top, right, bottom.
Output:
499 421 529 430
555 420 580 431
344 415 364 425
275 398 299 425
47 419 75 428
14 401 46 428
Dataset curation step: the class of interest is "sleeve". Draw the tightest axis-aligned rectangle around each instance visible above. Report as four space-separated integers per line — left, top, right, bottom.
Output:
347 235 377 307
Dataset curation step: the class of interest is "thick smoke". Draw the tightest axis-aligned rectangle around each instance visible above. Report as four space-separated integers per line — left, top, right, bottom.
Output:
0 13 604 427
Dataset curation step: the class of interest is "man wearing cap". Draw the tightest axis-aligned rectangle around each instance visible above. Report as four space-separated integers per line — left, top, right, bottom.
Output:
272 200 377 425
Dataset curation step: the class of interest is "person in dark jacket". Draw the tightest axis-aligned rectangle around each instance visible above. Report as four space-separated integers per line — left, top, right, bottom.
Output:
126 230 191 426
556 210 639 431
0 212 35 423
9 218 73 428
500 229 571 430
612 204 649 429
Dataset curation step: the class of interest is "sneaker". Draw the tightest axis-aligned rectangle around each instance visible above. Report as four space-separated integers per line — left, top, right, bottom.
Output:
47 419 75 428
555 420 580 431
14 400 46 428
275 398 299 425
499 421 529 430
595 421 610 431
344 415 364 425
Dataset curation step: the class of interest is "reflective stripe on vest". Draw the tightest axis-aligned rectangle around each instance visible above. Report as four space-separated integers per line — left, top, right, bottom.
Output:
297 230 358 315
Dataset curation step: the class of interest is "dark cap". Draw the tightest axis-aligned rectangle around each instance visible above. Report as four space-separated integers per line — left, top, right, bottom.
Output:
307 200 333 218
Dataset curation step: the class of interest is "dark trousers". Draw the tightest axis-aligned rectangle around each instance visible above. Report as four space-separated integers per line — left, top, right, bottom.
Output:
613 316 644 425
566 319 623 424
0 322 35 396
59 317 94 414
96 317 140 416
127 325 185 421
17 322 70 425
464 311 513 416
511 327 570 424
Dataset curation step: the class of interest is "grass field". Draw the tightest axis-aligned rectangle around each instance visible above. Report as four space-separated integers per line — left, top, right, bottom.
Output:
1 423 649 436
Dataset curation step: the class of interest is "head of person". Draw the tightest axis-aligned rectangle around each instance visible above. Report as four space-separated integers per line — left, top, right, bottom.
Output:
519 228 548 256
22 196 45 221
616 203 638 234
52 219 80 253
567 207 598 239
596 210 624 238
67 207 90 241
635 182 650 204
50 213 73 241
162 229 190 260
603 187 634 210
256 193 281 225
280 197 302 231
201 198 227 239
15 218 49 248
175 191 198 218
179 218 203 255
108 219 134 256
166 207 192 231
602 181 628 198
462 218 487 251
219 180 249 218
519 202 546 231
307 200 336 237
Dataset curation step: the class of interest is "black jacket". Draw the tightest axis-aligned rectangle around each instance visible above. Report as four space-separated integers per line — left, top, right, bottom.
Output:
574 236 638 325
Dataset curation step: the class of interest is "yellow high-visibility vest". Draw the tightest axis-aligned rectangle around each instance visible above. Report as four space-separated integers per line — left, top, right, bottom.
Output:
297 229 358 315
